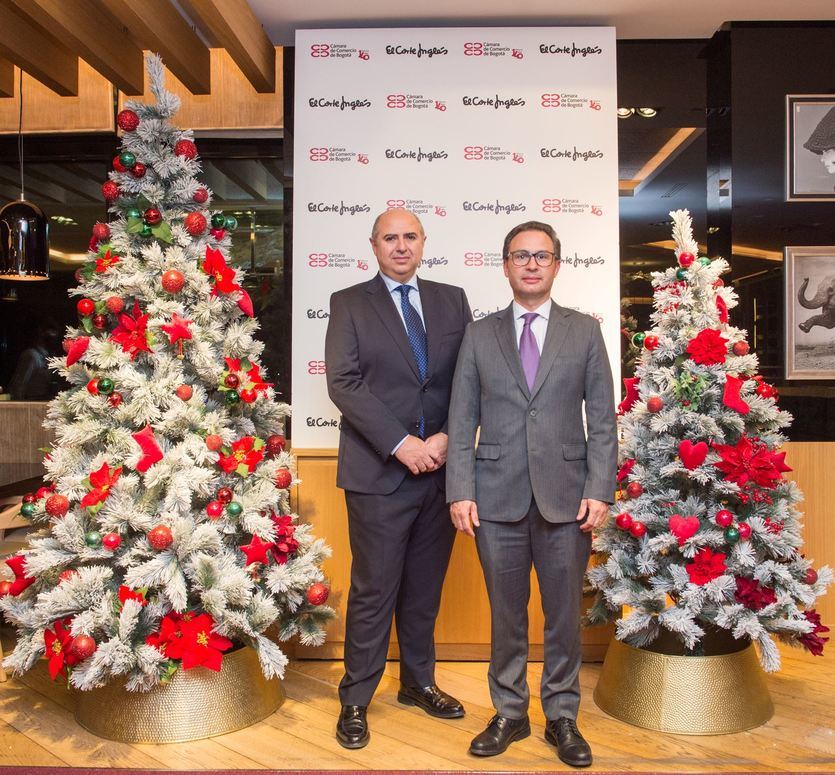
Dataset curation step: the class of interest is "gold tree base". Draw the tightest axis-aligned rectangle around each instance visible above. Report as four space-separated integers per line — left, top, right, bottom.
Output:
594 635 773 734
74 646 284 743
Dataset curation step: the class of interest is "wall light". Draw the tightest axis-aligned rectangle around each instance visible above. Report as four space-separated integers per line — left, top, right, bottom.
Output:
617 107 635 119
636 107 658 118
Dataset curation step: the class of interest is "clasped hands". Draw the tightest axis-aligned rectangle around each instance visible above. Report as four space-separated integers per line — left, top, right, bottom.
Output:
394 432 448 475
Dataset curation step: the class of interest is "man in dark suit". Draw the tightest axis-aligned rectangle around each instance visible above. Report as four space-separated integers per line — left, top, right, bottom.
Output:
325 208 472 748
446 221 617 767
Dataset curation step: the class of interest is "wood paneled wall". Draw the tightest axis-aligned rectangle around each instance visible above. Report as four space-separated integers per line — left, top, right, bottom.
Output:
0 402 51 486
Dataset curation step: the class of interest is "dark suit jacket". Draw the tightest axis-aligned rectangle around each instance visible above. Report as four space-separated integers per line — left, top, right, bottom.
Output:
325 273 472 495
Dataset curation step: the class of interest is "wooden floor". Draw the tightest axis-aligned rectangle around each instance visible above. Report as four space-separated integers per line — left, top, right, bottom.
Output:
0 640 832 772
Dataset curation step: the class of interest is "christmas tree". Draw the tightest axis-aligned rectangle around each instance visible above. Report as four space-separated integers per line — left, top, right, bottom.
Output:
0 55 333 690
588 209 831 671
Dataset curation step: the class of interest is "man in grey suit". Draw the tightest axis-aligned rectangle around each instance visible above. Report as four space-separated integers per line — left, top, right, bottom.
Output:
325 208 472 748
446 221 617 767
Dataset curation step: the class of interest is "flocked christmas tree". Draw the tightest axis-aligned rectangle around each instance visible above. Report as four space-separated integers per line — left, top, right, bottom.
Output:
0 55 334 690
588 209 831 671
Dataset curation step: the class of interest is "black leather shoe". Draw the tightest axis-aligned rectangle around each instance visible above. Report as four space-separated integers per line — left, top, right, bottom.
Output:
545 717 592 767
397 684 465 718
469 714 530 756
336 705 369 749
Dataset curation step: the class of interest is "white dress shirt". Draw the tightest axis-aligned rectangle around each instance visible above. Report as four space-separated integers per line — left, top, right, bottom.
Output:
512 298 551 353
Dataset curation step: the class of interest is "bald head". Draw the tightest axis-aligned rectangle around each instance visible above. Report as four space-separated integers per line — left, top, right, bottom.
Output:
369 208 426 282
371 208 425 240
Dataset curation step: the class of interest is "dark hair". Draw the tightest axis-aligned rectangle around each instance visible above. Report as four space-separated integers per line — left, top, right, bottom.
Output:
502 221 561 261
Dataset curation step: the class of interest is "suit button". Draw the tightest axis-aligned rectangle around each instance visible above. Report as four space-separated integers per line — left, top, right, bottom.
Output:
529 409 537 417
422 385 428 392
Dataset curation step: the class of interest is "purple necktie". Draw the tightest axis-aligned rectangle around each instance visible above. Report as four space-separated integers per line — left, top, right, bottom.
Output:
519 312 540 391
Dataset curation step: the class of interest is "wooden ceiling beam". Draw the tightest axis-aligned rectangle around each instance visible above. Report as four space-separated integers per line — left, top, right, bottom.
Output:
182 0 275 93
100 0 211 94
0 2 78 96
9 0 145 95
0 55 13 97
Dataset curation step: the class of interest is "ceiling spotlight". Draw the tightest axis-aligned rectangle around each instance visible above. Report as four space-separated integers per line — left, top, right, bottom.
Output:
617 107 635 119
636 107 657 118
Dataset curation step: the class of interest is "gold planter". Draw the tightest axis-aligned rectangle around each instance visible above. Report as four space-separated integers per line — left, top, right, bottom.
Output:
594 633 773 734
74 646 284 743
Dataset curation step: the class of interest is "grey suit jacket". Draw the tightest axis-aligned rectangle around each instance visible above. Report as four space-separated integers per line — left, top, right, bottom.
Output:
446 301 617 523
325 273 472 495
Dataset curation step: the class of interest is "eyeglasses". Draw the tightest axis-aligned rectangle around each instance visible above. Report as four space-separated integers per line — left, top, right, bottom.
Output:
507 250 557 267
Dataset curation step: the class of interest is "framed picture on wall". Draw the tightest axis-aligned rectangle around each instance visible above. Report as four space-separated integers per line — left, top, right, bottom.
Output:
785 95 835 202
785 245 835 379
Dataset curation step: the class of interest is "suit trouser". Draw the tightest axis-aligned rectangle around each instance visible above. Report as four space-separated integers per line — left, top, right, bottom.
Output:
475 498 591 721
339 472 456 706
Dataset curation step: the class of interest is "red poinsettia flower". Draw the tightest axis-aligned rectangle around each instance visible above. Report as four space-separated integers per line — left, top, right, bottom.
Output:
799 609 830 656
44 617 76 680
617 458 636 483
713 435 792 489
270 514 299 564
80 462 122 507
686 328 729 365
118 585 147 608
686 547 727 585
95 249 121 273
146 611 186 653
734 576 777 611
217 436 264 475
110 300 152 359
224 357 272 394
202 247 240 295
163 612 233 671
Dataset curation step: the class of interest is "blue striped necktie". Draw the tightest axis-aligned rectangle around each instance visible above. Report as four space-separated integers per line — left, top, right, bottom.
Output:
396 284 428 437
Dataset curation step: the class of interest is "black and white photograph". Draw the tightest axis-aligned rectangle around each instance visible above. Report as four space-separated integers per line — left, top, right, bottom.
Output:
786 94 835 201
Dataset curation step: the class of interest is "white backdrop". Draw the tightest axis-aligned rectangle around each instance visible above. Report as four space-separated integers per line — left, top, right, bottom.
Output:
292 27 620 448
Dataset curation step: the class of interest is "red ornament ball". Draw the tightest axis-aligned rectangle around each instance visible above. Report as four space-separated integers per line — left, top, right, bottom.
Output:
112 155 127 173
58 569 77 583
102 532 121 550
306 582 330 606
615 512 633 530
106 296 125 314
148 525 173 551
131 162 146 179
210 228 226 241
646 396 664 413
92 314 107 330
240 388 257 404
629 521 647 538
117 109 140 132
206 434 223 451
217 487 233 504
62 338 73 354
22 493 37 505
175 139 198 160
756 382 779 400
625 482 643 499
92 222 110 242
45 494 69 518
193 187 209 204
274 469 293 490
805 568 819 585
144 207 162 225
206 500 224 519
161 269 185 293
737 522 752 540
102 180 120 201
77 298 95 317
224 373 240 389
175 384 193 401
0 580 12 597
715 509 734 528
108 391 123 408
86 378 100 395
266 434 286 457
732 341 750 356
69 635 97 661
184 211 207 236
678 252 695 268
643 334 659 350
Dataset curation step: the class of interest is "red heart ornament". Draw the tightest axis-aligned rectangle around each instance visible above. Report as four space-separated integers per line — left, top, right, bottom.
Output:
669 514 700 545
679 439 708 469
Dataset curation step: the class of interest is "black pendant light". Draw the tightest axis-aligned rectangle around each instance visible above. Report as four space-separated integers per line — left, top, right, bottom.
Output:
0 69 49 281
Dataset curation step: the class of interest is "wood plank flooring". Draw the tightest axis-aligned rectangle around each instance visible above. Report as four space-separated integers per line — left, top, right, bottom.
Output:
0 638 832 772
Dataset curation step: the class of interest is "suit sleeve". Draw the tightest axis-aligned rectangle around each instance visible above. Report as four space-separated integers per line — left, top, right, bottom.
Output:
325 292 411 460
582 320 618 502
445 323 480 503
440 287 474 435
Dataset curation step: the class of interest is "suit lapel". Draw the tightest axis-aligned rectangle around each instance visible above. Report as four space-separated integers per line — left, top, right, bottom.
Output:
530 301 573 400
495 303 530 399
367 274 422 380
417 277 440 378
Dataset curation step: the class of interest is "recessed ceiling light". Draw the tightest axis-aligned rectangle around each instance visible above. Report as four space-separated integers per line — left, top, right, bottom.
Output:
617 107 635 119
636 107 657 118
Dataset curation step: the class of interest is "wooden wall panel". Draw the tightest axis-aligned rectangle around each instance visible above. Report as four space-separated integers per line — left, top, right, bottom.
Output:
0 402 51 487
0 62 114 134
117 48 282 132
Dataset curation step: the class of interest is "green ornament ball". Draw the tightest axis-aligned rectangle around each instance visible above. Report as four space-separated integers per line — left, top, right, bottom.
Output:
211 213 227 229
224 215 238 231
119 151 136 168
631 332 646 348
97 377 114 395
700 256 711 266
84 530 102 548
676 268 688 281
226 501 243 517
225 390 241 406
20 502 36 517
724 526 740 545
140 223 153 237
125 207 142 220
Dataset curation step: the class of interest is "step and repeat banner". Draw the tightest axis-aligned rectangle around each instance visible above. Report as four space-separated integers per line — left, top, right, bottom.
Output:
292 27 619 448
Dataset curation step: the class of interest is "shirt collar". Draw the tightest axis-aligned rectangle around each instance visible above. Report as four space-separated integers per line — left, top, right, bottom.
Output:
380 271 419 293
512 298 552 321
